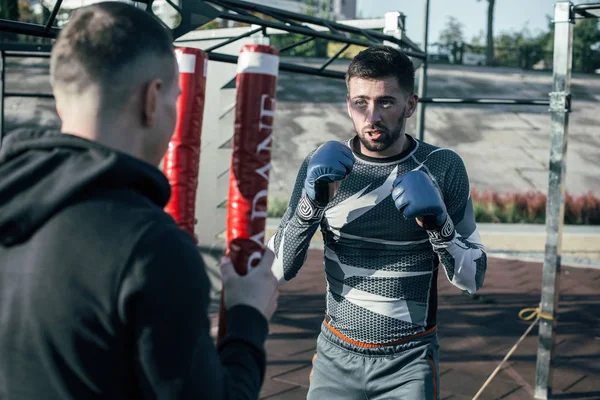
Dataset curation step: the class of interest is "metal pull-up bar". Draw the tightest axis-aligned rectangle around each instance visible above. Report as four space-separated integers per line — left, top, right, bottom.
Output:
204 0 423 54
0 49 54 142
419 97 551 106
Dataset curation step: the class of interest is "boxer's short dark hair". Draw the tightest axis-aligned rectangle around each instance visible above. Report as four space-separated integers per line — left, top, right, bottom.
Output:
50 2 175 104
346 45 415 95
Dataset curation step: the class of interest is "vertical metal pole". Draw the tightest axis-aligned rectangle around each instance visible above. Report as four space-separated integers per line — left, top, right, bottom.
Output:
535 2 573 399
416 0 430 141
0 51 5 147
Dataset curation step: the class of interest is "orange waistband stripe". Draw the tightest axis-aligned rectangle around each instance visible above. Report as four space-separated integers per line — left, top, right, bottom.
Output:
323 319 437 349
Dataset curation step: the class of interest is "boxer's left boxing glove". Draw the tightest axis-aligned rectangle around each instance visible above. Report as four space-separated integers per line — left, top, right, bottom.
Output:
391 170 455 242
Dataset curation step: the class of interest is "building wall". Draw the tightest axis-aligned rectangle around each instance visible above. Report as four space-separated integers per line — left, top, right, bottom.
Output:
339 0 357 20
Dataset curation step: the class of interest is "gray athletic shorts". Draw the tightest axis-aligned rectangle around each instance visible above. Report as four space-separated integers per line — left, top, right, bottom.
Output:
308 321 440 400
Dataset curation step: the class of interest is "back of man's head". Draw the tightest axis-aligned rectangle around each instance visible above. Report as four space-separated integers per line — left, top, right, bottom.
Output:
50 2 175 112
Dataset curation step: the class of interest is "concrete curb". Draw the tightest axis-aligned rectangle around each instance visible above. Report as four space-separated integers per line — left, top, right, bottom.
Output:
485 250 600 270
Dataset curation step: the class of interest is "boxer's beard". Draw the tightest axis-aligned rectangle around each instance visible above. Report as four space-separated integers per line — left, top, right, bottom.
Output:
357 108 406 153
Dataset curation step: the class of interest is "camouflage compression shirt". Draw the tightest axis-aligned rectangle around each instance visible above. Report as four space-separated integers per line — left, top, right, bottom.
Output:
267 135 487 345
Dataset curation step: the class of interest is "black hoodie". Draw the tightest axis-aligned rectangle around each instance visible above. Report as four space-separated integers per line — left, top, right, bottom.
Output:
0 129 268 399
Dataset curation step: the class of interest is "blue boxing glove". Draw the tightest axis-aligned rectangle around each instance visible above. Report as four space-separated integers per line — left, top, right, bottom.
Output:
304 141 354 207
391 170 455 242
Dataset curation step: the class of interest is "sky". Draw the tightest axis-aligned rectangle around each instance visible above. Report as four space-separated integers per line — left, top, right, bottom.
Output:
356 0 557 45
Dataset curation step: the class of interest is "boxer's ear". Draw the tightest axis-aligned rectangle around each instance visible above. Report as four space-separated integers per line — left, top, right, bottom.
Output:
405 93 419 118
142 78 163 127
346 94 352 118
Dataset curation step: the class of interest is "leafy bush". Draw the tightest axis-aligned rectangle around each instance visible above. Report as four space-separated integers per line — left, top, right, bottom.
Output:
471 190 600 225
267 197 289 218
266 191 600 225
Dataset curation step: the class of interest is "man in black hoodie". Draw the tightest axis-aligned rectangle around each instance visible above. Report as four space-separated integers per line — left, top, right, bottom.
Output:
0 2 279 399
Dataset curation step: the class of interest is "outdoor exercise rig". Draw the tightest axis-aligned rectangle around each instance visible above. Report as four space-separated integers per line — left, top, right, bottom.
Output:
0 1 596 399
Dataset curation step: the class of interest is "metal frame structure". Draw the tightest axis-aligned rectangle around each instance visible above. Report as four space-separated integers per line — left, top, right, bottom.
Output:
534 2 599 399
0 0 425 144
0 0 425 77
344 0 552 141
0 0 553 143
413 1 549 141
415 0 430 141
0 45 53 141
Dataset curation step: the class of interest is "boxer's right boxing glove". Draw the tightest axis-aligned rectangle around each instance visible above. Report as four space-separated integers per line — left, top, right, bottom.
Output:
391 170 455 243
304 141 354 208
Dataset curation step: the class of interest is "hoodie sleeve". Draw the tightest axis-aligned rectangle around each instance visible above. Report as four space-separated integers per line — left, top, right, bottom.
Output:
117 221 268 400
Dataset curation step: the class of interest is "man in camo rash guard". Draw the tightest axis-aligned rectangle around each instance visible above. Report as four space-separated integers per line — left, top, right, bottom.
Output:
267 45 487 400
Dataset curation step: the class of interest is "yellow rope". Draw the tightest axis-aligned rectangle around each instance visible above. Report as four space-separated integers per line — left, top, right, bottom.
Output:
472 304 554 400
518 303 554 322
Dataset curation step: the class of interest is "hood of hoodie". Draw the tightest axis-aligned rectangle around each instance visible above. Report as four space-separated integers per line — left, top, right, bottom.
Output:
0 129 171 247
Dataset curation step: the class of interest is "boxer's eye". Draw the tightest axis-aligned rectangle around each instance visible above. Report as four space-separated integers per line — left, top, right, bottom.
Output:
379 100 393 108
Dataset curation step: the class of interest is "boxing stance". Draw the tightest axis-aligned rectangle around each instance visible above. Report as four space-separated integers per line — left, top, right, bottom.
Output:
267 45 487 399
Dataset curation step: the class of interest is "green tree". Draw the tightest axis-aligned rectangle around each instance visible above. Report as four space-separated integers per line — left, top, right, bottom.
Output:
438 16 465 62
491 22 553 69
197 20 221 30
572 18 600 73
0 0 19 20
303 0 330 57
439 16 465 45
468 30 486 55
470 30 485 46
494 28 527 67
477 0 496 65
17 0 35 23
0 0 20 41
527 16 600 73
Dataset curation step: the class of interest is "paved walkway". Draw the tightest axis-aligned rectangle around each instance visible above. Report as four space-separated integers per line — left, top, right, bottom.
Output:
223 250 600 400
